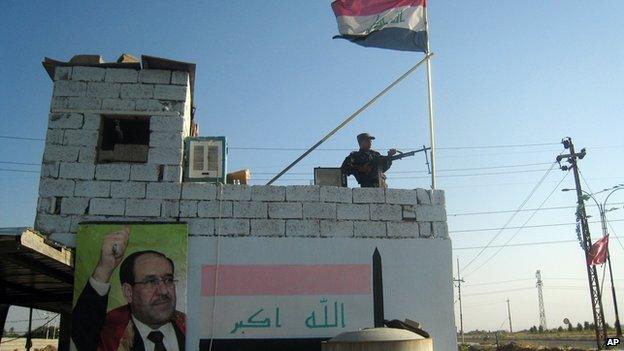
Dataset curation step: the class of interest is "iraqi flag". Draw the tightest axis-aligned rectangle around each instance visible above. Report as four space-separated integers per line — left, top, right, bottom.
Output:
331 0 428 52
587 235 609 266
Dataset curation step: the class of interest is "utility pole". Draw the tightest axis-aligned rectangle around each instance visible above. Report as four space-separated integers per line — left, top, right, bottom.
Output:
536 270 547 331
506 299 513 333
556 137 607 349
454 258 466 344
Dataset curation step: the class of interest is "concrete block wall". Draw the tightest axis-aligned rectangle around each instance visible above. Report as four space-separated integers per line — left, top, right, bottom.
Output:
36 182 449 247
35 65 192 244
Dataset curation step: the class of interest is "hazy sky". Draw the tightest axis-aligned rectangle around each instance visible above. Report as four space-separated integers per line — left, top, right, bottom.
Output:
1 1 624 333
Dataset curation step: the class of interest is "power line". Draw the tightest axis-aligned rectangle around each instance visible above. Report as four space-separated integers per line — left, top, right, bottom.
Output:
463 278 534 287
463 171 570 277
460 162 557 273
449 218 624 234
463 287 534 297
448 202 624 217
0 161 40 166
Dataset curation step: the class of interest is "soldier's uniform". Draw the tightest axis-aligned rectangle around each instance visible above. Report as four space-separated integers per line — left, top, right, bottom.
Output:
341 149 392 188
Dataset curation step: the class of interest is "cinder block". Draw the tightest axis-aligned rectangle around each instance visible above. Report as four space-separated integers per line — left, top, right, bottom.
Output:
354 221 386 238
148 147 182 165
320 220 353 238
370 204 402 221
72 66 106 81
432 189 446 206
163 166 182 182
139 69 171 84
146 182 181 200
233 202 267 218
78 146 97 163
171 71 189 85
320 186 352 203
415 205 446 222
37 197 55 214
67 96 102 110
105 68 138 83
60 197 90 215
95 164 130 180
188 218 215 235
220 185 251 201
86 82 120 98
180 200 198 217
120 83 154 99
153 84 187 101
251 219 285 236
303 203 336 219
336 204 369 220
102 98 135 111
149 132 182 148
286 220 320 237
125 199 162 217
53 81 86 97
251 185 285 201
82 113 101 130
150 116 184 132
161 200 179 218
385 189 418 205
35 214 72 233
130 164 160 181
419 222 433 238
74 180 110 197
63 129 99 146
197 200 232 217
268 202 302 219
48 113 83 129
353 188 385 204
182 183 217 200
43 145 80 162
286 185 320 202
50 97 69 110
89 198 125 216
217 218 249 236
111 181 146 198
136 99 177 112
59 162 95 180
39 178 75 197
54 66 72 81
45 129 64 145
432 221 449 239
41 162 60 178
416 188 431 204
49 233 76 247
387 222 419 238
402 205 416 220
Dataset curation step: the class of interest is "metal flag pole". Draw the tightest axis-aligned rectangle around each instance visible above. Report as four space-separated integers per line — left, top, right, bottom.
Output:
266 53 432 185
423 2 437 189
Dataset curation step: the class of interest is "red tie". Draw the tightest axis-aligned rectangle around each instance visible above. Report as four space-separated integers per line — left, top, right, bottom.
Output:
147 330 167 351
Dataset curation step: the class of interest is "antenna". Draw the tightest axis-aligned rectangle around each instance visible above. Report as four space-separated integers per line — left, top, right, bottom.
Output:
536 270 547 330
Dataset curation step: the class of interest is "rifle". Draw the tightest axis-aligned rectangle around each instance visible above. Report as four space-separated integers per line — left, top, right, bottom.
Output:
386 146 431 162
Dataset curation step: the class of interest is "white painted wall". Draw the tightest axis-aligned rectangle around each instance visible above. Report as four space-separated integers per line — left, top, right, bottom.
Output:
187 236 456 351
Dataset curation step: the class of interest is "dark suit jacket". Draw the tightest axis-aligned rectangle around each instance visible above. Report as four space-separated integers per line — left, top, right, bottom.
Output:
72 282 185 351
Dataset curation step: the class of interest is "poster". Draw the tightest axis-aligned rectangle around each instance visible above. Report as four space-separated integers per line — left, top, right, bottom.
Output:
71 223 188 351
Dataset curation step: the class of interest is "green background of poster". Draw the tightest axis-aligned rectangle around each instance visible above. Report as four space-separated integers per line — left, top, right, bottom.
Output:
73 223 188 312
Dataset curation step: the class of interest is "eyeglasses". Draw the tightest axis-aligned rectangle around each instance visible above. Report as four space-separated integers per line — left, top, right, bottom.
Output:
133 276 178 289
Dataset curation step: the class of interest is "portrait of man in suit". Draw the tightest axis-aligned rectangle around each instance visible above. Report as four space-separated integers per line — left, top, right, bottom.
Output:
72 225 186 351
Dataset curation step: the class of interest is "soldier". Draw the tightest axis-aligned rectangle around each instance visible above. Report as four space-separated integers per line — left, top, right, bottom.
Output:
341 133 397 188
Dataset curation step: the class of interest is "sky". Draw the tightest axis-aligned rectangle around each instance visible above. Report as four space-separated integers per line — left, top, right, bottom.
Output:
1 0 624 334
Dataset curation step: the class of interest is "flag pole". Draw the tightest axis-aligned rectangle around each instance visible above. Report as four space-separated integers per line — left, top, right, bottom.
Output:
424 2 437 189
266 53 432 185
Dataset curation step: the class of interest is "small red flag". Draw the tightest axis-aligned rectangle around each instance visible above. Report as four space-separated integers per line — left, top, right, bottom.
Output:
587 235 609 266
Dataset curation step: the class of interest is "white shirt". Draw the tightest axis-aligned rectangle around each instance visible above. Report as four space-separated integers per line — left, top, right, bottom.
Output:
88 277 180 351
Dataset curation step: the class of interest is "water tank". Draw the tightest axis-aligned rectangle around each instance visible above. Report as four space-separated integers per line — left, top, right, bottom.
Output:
321 327 433 351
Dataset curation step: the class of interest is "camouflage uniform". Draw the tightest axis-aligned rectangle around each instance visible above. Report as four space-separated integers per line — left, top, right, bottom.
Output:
341 149 392 188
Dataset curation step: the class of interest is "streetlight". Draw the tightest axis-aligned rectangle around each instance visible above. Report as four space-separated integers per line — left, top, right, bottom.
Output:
562 185 623 337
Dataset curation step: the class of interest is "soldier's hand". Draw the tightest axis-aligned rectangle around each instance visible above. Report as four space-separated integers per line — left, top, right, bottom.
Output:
387 149 397 156
92 226 130 284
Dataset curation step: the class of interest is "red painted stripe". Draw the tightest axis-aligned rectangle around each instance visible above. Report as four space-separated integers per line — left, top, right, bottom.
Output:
202 264 371 296
332 0 425 17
